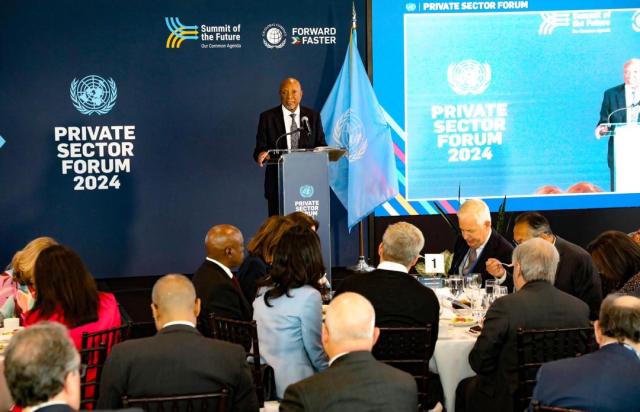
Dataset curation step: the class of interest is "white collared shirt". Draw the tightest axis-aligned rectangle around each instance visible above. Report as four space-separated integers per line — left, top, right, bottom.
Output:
459 230 507 284
282 105 301 150
28 401 69 412
162 320 196 329
328 352 349 367
625 85 639 123
206 257 233 279
377 261 409 273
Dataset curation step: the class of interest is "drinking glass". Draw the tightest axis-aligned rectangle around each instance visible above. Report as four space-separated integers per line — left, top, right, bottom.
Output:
494 286 508 299
447 275 464 298
484 279 497 296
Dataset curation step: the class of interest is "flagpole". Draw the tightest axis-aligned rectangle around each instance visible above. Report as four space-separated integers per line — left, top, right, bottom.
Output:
348 220 375 272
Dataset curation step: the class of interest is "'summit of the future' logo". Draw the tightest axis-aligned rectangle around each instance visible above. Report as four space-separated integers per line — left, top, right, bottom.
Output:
165 17 199 48
539 12 571 35
447 60 491 96
70 75 117 115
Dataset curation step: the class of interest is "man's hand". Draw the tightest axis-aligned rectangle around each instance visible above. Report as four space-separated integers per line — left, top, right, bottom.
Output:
486 258 506 279
595 124 609 139
257 151 270 167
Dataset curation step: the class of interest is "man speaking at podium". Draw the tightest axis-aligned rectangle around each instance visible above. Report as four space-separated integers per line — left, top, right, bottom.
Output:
595 58 640 191
254 77 326 216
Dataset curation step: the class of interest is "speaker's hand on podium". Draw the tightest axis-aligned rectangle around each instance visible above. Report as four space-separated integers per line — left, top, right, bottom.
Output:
257 151 270 167
595 124 609 139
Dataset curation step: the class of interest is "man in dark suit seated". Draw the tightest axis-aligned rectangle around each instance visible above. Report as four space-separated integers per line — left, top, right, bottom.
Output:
97 274 258 411
449 199 514 291
280 292 418 412
531 293 640 411
455 238 590 412
511 212 602 319
192 224 252 335
253 77 327 216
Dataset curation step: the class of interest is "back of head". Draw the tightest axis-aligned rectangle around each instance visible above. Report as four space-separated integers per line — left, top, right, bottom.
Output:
247 216 294 263
263 226 325 305
11 236 58 285
287 211 319 231
324 292 376 350
33 244 99 327
381 222 425 267
205 224 244 268
514 212 552 237
512 238 559 284
587 230 640 285
4 322 80 408
599 294 640 344
458 199 491 225
152 274 198 326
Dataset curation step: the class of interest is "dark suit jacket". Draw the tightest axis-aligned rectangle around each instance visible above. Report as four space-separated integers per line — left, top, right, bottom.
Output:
598 83 626 170
554 236 602 320
280 351 418 412
192 259 252 335
450 229 514 291
532 343 640 412
467 280 590 412
253 105 327 199
96 325 258 412
236 254 268 303
335 268 440 359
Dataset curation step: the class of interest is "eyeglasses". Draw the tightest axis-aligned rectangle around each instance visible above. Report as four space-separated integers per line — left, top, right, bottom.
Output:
78 363 87 378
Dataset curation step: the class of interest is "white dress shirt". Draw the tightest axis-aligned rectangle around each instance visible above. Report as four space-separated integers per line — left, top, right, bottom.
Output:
282 105 301 150
625 85 639 123
205 257 233 279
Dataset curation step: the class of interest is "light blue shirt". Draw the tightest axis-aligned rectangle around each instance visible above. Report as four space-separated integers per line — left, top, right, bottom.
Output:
253 285 328 398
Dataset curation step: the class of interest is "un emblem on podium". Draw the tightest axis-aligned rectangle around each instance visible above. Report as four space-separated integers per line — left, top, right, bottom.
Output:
447 60 491 96
300 185 314 198
70 75 117 115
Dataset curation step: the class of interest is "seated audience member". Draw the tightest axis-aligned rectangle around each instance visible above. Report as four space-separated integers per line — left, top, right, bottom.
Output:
236 216 294 302
449 199 514 291
1 237 58 321
588 230 640 297
4 322 88 412
287 211 319 231
280 292 418 412
22 245 121 349
253 226 328 399
456 238 590 412
97 274 258 411
192 224 252 336
510 212 602 319
531 294 640 411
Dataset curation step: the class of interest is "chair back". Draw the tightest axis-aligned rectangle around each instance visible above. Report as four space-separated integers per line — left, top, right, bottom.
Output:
515 327 596 411
209 314 273 406
531 401 585 411
372 325 432 411
81 322 132 354
79 344 107 410
121 390 230 412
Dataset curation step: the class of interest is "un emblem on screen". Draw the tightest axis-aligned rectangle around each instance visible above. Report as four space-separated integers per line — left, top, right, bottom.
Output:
300 185 314 198
332 109 368 162
447 60 491 96
262 23 287 49
70 75 117 115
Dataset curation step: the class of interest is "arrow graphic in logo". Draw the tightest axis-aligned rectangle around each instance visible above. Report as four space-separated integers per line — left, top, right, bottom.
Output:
0 135 5 149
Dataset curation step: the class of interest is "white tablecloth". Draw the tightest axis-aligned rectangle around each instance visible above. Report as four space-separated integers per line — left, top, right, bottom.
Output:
430 319 477 412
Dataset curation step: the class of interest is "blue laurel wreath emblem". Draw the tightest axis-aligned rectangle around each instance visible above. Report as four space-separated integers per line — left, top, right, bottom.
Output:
70 75 117 115
300 185 314 198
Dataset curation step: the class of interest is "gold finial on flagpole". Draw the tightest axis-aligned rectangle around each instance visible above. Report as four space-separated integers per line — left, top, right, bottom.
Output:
352 2 357 29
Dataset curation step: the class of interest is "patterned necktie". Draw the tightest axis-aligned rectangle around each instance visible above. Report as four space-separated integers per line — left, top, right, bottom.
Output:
463 248 477 275
290 113 300 149
630 89 639 123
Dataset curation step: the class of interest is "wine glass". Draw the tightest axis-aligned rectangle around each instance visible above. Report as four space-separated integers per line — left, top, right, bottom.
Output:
447 275 464 298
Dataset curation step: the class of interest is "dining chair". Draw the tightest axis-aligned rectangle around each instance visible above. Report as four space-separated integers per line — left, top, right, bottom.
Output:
514 327 596 411
122 389 230 412
79 344 107 410
81 322 132 355
208 314 274 407
371 325 433 411
530 401 585 412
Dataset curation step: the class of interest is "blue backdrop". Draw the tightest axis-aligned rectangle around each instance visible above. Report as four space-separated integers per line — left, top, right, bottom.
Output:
0 0 366 277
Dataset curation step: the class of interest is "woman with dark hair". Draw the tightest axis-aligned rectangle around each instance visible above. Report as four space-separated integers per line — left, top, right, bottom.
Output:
236 215 294 302
252 226 328 398
22 245 121 348
287 211 319 231
588 230 640 297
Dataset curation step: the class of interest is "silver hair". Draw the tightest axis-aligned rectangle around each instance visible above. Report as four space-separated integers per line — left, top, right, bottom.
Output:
4 322 80 407
381 222 425 266
624 58 640 68
458 199 491 226
512 238 558 284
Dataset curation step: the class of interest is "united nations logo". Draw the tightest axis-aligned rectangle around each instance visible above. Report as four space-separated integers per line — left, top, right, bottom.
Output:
262 23 287 49
332 109 368 162
300 185 314 198
633 11 640 32
70 75 117 115
406 3 417 12
447 60 491 96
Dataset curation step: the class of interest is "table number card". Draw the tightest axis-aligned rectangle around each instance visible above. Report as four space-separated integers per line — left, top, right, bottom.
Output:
423 254 445 274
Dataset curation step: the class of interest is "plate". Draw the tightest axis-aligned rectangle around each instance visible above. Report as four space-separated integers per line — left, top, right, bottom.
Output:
450 317 476 327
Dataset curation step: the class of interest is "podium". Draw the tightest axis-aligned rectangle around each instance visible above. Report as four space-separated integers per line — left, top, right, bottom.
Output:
266 147 346 281
608 123 640 192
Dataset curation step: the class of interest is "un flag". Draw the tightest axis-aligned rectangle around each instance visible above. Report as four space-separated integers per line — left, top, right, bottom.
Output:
321 27 398 230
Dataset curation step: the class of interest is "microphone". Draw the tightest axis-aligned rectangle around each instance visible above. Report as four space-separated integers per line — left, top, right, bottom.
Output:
301 116 312 135
274 126 304 152
607 103 639 124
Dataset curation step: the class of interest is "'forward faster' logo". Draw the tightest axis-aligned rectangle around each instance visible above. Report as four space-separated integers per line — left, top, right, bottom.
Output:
165 17 199 48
